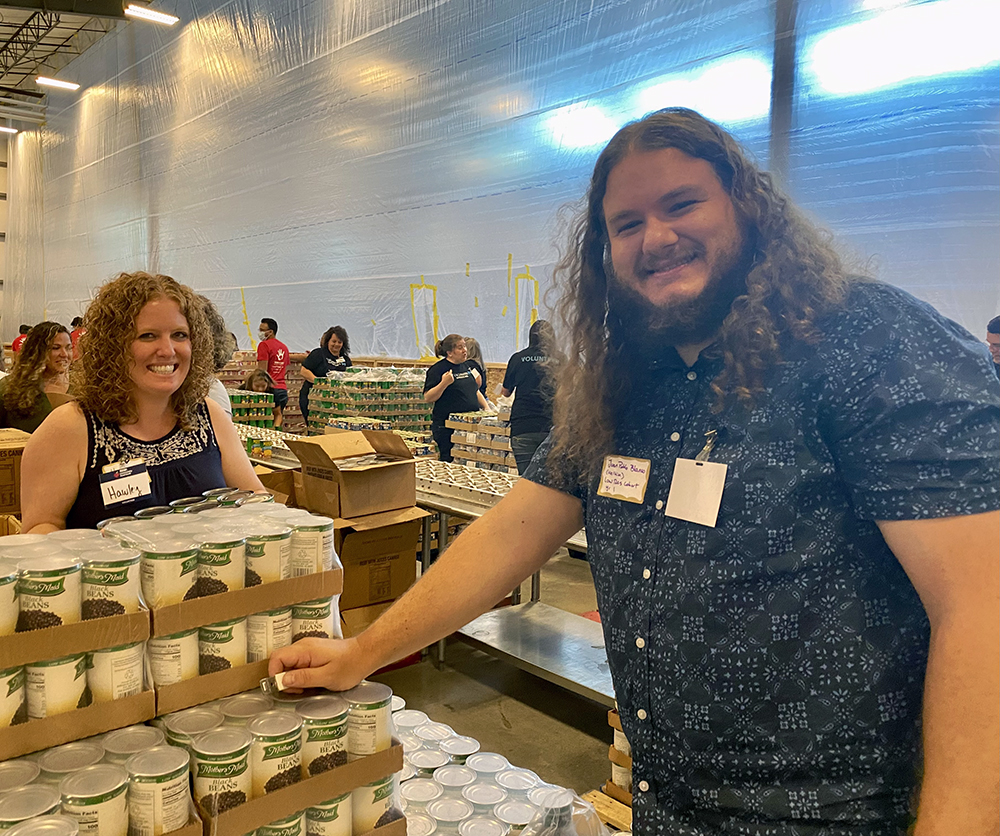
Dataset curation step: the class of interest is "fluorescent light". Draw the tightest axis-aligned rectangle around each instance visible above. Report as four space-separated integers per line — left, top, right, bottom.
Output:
545 104 620 150
124 4 179 24
807 0 1000 96
37 76 80 91
0 126 18 134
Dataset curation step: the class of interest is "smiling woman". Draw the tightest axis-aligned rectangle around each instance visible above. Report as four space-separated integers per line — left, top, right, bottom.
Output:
18 272 265 532
0 322 74 433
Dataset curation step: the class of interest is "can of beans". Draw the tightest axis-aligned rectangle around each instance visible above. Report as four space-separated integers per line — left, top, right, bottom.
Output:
247 607 293 662
80 550 141 619
0 560 17 636
258 812 306 836
0 785 62 829
4 817 79 836
196 530 246 596
168 497 207 511
139 541 200 607
125 745 191 836
0 665 26 727
220 692 273 726
351 775 400 835
87 641 144 703
306 793 351 836
164 707 224 752
191 728 252 818
286 515 336 575
147 628 199 686
26 654 89 719
296 696 349 777
102 726 166 765
290 598 335 643
199 617 247 674
0 759 39 794
341 681 392 759
244 523 292 586
16 556 82 631
37 742 105 786
202 488 235 500
247 711 303 797
59 764 128 836
134 507 174 520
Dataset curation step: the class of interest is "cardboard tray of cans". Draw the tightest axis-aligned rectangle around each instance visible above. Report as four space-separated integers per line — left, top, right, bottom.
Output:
154 660 272 717
415 461 518 508
4 608 150 669
202 742 403 836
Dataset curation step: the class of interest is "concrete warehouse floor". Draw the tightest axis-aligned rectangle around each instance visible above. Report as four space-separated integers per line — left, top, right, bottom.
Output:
372 550 614 795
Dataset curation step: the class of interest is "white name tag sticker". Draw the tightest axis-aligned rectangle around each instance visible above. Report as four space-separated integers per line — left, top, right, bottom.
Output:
100 458 152 507
664 458 728 527
597 455 651 504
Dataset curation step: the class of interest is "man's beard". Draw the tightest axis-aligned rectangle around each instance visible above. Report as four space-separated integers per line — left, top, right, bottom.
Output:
606 244 753 352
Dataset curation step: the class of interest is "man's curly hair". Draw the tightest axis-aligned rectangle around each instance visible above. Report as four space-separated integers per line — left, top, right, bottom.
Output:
547 108 854 485
76 272 213 430
2 322 69 417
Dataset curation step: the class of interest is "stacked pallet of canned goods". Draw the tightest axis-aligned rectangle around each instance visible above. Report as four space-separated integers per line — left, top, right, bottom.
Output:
306 369 433 437
215 350 260 390
233 424 304 469
228 390 276 429
443 412 517 474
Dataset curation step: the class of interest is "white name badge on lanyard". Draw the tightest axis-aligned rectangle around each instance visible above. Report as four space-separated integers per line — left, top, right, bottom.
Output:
664 458 728 527
100 458 152 507
597 455 651 504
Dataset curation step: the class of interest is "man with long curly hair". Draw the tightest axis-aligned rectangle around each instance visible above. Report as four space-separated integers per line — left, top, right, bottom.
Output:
269 109 999 835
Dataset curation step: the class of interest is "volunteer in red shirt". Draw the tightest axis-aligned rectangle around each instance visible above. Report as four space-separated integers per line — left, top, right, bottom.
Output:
257 317 290 428
11 324 30 353
70 316 86 361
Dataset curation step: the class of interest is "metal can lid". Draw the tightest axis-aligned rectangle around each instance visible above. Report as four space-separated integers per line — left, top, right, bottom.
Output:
103 726 166 758
141 538 199 557
400 778 443 804
465 753 510 774
392 709 428 729
246 522 293 539
425 798 473 824
408 750 449 771
246 709 303 738
432 765 476 788
0 759 41 793
16 554 82 574
459 818 509 836
125 745 190 779
391 695 406 713
59 764 128 800
180 501 222 514
46 529 103 543
405 813 436 836
200 528 247 547
95 516 138 530
192 727 253 757
5 815 80 836
493 801 536 827
165 707 225 738
37 742 105 776
339 680 392 708
235 493 274 505
0 533 47 549
440 736 480 758
533 787 573 811
400 762 416 783
415 722 453 742
169 496 207 509
295 695 349 722
221 693 274 721
461 784 507 807
0 786 61 822
203 487 237 498
133 506 175 518
290 514 334 530
495 769 538 792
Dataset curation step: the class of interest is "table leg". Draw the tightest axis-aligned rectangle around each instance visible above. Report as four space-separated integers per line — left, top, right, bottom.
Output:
530 570 541 602
436 513 451 664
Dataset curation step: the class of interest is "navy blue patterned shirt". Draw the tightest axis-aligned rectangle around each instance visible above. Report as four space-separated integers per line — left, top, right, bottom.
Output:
526 281 999 836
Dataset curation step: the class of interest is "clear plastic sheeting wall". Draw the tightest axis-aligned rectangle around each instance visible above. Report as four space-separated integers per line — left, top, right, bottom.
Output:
2 0 998 359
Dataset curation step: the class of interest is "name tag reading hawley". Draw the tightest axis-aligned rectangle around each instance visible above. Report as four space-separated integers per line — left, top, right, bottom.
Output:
100 458 152 507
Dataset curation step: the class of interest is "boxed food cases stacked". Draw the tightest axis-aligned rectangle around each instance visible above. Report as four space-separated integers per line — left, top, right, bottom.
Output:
0 429 31 518
214 351 305 433
215 351 260 391
306 370 433 438
229 391 276 430
443 413 517 475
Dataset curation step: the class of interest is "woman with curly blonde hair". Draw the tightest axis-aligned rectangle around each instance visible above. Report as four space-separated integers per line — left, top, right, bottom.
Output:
20 272 263 531
0 322 73 433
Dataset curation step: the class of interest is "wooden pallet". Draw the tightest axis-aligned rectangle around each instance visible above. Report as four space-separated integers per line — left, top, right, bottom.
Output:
582 789 632 832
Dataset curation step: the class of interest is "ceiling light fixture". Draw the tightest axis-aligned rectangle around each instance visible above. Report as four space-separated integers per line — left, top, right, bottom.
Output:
37 77 81 91
124 5 180 25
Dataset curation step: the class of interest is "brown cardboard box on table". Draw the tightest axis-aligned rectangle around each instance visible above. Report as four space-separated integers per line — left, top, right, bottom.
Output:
340 600 394 638
255 468 298 507
284 430 415 519
150 568 342 715
335 507 427 610
0 610 154 759
0 428 30 515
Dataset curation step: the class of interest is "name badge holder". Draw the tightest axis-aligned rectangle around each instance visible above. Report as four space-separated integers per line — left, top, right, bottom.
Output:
664 430 727 527
99 458 153 507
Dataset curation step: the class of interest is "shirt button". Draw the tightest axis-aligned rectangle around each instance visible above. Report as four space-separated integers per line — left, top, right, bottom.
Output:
643 569 651 580
638 780 650 793
635 637 645 649
669 432 680 442
686 370 697 381
654 499 663 510
637 709 647 720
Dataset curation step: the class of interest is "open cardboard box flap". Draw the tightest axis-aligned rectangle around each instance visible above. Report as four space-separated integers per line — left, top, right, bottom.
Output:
333 506 428 534
285 430 412 473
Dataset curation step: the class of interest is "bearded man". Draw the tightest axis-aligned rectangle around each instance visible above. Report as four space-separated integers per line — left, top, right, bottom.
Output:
272 109 999 836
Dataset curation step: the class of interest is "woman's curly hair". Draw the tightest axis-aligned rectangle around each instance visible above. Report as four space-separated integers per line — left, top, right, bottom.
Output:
76 272 214 430
2 322 69 417
547 108 854 485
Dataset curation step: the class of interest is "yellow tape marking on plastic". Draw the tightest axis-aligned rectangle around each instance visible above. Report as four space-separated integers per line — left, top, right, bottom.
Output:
514 265 539 348
240 287 256 349
474 297 479 308
466 263 471 277
410 276 440 359
501 306 508 317
507 253 513 297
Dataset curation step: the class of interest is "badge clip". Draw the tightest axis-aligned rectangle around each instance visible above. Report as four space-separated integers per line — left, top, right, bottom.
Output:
695 430 718 462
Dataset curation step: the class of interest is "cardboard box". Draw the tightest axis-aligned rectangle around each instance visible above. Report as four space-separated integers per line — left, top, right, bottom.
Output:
340 600 394 638
257 468 298 507
203 742 403 836
1 691 156 760
1 514 22 535
150 568 342 637
603 780 633 807
285 430 415 519
335 508 427 609
608 744 632 770
0 428 30 515
4 609 150 669
155 659 271 716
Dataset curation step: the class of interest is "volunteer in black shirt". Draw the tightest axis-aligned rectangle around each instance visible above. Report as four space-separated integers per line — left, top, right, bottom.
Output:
300 325 352 423
501 319 554 474
424 333 489 461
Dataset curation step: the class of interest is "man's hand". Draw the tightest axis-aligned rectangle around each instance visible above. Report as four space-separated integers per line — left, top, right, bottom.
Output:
441 370 455 386
268 636 368 692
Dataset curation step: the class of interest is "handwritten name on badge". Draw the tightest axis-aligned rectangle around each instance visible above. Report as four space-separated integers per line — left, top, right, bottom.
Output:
597 455 651 504
99 458 152 508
